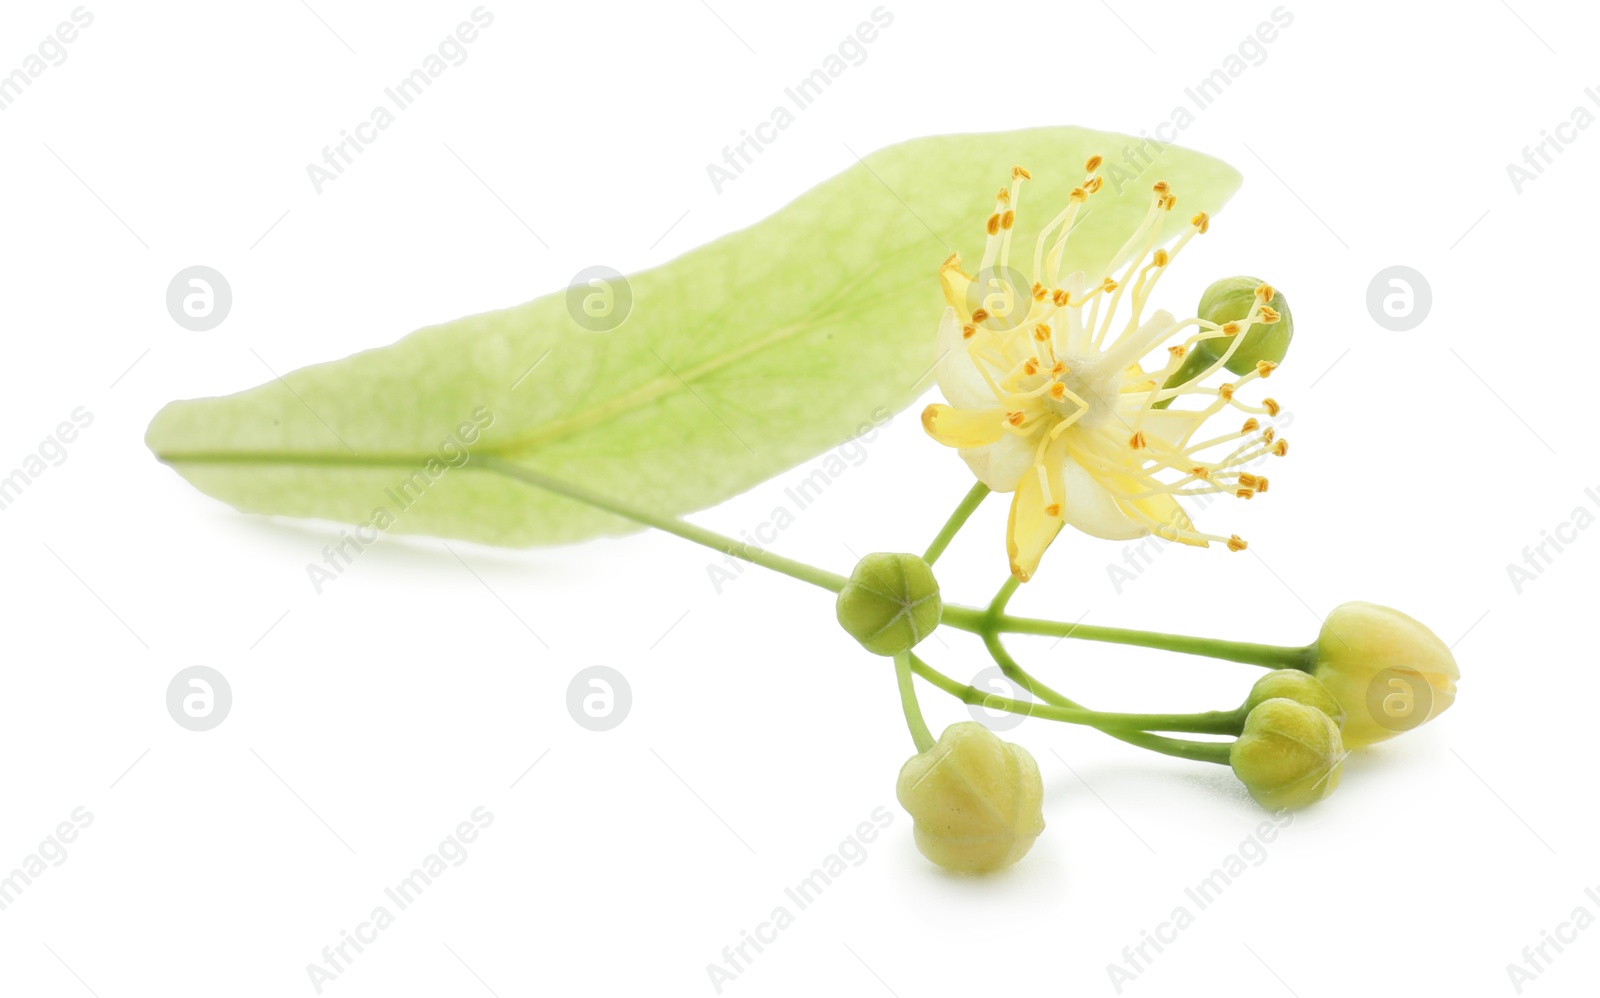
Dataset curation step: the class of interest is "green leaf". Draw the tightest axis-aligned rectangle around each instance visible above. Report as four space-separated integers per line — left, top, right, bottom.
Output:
147 127 1242 547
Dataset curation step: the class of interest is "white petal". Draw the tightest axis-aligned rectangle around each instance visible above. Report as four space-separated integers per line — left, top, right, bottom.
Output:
959 431 1036 493
1058 456 1148 541
933 307 994 410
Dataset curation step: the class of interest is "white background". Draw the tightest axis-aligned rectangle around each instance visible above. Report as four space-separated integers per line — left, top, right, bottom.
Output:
1 1 1593 995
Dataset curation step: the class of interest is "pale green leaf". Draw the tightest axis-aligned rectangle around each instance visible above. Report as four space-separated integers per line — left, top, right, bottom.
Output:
147 127 1241 546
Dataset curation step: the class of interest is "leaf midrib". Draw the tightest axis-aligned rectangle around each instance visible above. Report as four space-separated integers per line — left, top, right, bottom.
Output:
157 236 935 469
496 257 900 455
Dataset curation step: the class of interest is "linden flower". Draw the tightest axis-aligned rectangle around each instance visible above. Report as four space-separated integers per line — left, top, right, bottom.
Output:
922 161 1289 580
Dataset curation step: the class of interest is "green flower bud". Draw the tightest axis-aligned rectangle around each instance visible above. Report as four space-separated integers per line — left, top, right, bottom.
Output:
1311 601 1459 748
1230 698 1344 811
1194 275 1293 375
896 722 1045 873
1156 276 1293 408
1243 670 1345 729
835 552 941 656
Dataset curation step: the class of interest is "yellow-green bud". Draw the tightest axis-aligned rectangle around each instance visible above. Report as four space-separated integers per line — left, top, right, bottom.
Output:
896 721 1044 873
1157 276 1292 407
1230 698 1344 811
1311 601 1459 748
835 552 941 656
1243 670 1345 729
1195 275 1293 375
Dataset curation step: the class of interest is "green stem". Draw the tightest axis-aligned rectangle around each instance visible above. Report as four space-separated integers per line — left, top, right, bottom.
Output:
481 456 849 594
466 453 1270 766
988 575 1023 617
977 626 1076 707
895 652 935 753
909 656 1245 735
922 482 989 565
970 637 1233 765
941 605 1314 670
479 458 1263 761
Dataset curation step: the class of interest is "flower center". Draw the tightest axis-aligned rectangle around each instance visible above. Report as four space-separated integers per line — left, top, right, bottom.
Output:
1040 359 1118 427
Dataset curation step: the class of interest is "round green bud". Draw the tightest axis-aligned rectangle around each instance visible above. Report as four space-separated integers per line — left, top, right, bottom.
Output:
896 721 1045 873
1230 698 1344 812
1194 275 1294 375
1243 670 1345 729
835 552 942 656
